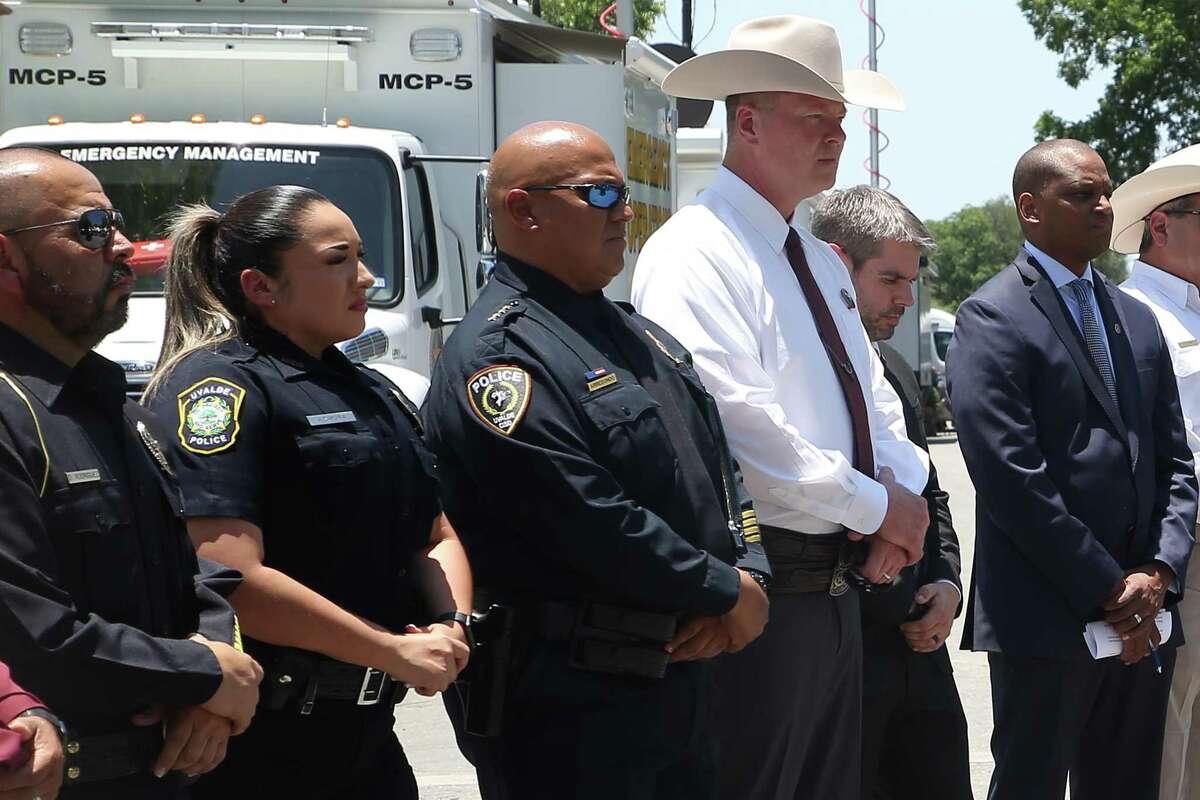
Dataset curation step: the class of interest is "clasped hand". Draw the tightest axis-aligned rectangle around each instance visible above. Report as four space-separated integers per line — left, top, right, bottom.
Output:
396 623 471 697
1103 563 1172 666
665 569 769 663
0 714 64 800
847 467 928 574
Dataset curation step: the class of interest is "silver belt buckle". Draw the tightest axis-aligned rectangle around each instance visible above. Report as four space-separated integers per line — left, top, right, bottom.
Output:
357 668 387 705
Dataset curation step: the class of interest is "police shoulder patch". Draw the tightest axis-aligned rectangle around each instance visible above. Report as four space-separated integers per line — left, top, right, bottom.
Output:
466 365 532 436
176 377 247 455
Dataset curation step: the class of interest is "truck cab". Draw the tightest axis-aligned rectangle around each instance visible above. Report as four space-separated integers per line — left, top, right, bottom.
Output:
0 0 679 397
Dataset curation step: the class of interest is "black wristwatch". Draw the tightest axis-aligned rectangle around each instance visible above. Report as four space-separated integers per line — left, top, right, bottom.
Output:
433 611 471 628
433 611 474 647
744 569 771 594
16 708 67 742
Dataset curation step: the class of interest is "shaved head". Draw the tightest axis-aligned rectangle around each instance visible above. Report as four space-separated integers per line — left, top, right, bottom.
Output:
0 147 78 231
0 148 136 361
487 122 632 293
1012 139 1097 205
1012 139 1113 270
488 122 614 221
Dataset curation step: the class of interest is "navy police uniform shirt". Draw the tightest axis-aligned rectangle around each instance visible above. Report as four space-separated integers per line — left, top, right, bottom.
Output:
0 323 233 734
147 324 440 635
424 255 769 615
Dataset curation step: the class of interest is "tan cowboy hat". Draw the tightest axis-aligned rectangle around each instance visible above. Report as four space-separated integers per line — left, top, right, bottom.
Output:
661 15 905 111
1111 143 1200 253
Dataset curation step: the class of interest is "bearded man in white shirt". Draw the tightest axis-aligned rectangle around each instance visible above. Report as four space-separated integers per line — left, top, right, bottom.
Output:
632 16 930 800
1112 145 1200 800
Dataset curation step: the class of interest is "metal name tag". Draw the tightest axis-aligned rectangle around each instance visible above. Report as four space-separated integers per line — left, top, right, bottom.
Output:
306 411 357 427
65 468 102 485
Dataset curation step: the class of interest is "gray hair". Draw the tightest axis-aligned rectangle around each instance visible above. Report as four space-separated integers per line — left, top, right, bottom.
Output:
810 185 936 268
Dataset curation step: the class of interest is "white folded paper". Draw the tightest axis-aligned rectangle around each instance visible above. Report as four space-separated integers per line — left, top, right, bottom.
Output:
1083 609 1172 659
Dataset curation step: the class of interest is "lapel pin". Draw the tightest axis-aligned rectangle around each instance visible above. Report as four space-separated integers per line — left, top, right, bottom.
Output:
840 289 856 310
1114 323 1122 335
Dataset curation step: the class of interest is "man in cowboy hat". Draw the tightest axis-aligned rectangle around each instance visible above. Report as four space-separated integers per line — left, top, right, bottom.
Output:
1113 143 1200 800
632 16 929 800
948 139 1195 800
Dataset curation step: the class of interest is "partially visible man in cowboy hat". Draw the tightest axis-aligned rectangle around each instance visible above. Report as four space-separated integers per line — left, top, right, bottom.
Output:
632 16 930 800
1113 143 1200 800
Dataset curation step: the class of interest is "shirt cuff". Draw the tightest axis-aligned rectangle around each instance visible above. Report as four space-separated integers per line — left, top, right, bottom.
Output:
934 579 962 604
694 556 743 617
0 694 43 726
843 474 888 535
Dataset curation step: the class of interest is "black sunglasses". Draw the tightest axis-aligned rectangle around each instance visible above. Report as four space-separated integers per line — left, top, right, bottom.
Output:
1 208 126 251
522 183 631 210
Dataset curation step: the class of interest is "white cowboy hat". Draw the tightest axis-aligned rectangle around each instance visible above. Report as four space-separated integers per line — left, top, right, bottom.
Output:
662 15 905 111
1111 143 1200 253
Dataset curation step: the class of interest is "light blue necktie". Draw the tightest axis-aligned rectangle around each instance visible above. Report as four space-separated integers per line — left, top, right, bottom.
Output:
1068 278 1117 403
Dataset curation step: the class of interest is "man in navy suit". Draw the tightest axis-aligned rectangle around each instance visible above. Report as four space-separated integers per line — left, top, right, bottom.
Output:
947 139 1198 800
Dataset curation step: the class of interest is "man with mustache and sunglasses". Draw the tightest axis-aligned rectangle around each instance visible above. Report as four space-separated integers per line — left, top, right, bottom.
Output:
0 147 263 799
424 122 770 799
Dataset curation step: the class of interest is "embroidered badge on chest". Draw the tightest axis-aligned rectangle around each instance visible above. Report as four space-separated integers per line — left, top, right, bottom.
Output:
466 365 531 436
176 377 246 455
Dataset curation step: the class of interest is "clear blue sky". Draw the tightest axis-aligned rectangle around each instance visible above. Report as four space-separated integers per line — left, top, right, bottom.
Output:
648 0 1110 222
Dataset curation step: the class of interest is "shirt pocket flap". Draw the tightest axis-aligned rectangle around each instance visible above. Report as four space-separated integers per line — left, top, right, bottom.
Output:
1176 345 1200 378
49 482 131 534
580 383 660 431
292 427 375 470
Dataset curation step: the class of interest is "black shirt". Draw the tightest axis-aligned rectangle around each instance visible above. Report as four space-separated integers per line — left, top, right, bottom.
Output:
147 324 441 636
0 323 230 734
423 255 770 616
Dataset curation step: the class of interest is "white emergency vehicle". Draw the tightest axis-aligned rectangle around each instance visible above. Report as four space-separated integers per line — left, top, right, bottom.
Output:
0 0 680 398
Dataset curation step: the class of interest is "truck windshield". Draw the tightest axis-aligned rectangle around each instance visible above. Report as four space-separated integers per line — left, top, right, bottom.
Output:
58 143 403 306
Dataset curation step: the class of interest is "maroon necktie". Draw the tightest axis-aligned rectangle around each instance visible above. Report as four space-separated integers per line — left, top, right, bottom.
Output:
784 229 875 478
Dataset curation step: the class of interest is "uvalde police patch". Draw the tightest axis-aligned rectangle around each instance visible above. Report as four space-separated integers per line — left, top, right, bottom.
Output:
177 377 246 455
467 365 531 436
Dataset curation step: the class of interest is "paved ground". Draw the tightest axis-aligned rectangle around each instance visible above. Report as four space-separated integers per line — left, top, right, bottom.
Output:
394 435 997 798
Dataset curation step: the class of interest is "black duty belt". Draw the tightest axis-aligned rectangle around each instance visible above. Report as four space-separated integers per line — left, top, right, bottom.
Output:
761 526 855 595
525 599 678 680
260 648 408 715
61 724 162 786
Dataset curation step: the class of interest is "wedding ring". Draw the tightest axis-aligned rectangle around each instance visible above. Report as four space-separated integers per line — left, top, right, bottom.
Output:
1133 613 1144 626
881 572 893 582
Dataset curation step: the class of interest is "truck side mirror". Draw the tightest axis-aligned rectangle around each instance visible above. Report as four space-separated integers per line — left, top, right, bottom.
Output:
475 167 496 285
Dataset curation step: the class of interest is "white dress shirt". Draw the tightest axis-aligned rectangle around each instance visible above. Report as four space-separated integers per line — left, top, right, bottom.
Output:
1121 260 1200 482
1024 241 1115 367
632 166 929 535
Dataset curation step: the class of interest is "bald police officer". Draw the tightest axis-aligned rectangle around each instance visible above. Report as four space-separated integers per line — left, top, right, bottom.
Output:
423 122 771 799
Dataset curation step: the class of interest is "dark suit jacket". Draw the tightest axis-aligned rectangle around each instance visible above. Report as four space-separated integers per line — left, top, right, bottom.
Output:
863 344 962 619
947 251 1197 658
862 344 963 668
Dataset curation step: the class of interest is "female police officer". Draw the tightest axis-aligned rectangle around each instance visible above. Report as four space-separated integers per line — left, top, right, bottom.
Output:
143 185 472 799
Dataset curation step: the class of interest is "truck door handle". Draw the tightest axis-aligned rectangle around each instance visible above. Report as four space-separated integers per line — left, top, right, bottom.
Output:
421 306 463 329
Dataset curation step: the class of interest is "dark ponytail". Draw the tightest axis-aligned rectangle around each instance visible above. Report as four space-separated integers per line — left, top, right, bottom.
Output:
144 185 329 400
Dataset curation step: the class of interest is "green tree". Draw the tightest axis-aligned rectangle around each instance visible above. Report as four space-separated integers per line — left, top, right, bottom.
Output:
927 196 1126 309
1020 0 1200 183
539 0 664 39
